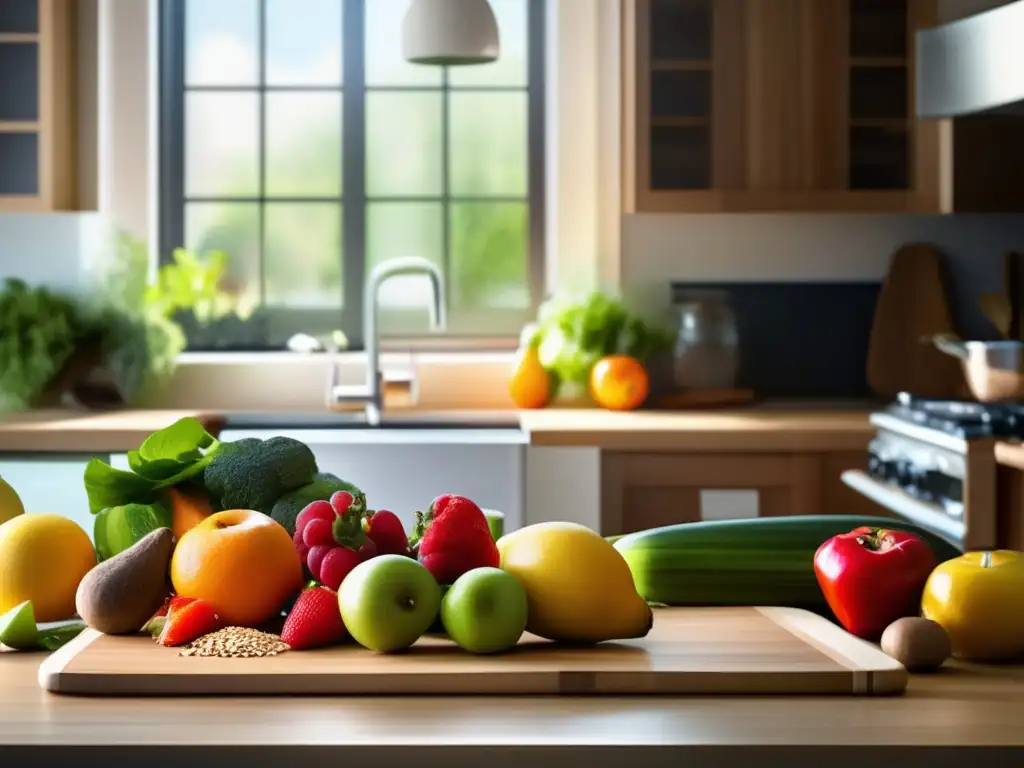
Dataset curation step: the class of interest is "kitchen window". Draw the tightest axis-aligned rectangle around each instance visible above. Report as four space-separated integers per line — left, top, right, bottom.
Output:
158 0 545 350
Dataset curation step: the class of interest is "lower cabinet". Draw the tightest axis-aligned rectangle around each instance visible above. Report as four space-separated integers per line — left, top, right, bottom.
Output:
600 450 886 535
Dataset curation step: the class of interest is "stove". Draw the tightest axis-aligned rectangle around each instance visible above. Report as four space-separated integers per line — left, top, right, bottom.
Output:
845 392 1005 551
883 392 1024 440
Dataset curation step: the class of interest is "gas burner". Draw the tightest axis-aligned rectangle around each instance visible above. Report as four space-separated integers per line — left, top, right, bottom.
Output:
889 392 1024 439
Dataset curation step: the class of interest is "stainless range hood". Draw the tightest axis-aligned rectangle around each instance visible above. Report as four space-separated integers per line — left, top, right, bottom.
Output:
917 0 1024 118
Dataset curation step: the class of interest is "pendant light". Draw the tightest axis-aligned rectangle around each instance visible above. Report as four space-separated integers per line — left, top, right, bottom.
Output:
402 0 500 66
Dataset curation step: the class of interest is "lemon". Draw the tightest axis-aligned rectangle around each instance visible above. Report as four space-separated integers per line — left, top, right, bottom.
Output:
0 476 25 526
497 521 653 643
0 514 97 622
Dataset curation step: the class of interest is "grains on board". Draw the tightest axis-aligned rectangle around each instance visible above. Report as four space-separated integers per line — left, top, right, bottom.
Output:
179 626 290 658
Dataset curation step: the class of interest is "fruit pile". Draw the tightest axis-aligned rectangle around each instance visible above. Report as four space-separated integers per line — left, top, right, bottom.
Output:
2 418 653 657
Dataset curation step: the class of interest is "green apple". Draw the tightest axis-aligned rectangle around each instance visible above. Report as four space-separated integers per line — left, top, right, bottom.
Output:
441 567 528 654
339 554 441 653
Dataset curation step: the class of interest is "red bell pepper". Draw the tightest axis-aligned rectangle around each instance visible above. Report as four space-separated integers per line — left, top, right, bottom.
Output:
813 526 937 640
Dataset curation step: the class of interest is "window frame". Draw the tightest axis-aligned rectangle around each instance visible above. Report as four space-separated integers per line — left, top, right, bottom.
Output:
157 0 546 351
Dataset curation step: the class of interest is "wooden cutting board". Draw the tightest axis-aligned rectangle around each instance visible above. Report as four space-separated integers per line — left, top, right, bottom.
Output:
866 243 967 400
38 607 907 697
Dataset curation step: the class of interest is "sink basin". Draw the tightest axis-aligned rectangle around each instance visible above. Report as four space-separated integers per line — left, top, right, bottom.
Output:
221 411 519 431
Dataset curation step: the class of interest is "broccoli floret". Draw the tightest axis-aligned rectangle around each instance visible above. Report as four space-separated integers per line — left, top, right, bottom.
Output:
270 472 367 536
203 436 318 514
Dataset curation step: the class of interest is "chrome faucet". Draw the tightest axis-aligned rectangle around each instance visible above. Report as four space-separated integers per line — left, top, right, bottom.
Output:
328 257 447 424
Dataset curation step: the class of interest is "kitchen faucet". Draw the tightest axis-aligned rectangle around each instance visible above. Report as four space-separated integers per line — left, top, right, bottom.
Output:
328 257 447 424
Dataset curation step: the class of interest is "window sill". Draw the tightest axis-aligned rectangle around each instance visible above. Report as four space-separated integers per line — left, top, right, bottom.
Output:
142 347 519 412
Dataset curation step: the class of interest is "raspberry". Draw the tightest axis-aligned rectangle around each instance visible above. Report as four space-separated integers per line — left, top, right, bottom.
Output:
303 518 334 548
358 539 378 562
306 544 333 581
295 500 335 537
293 528 310 564
319 546 362 590
330 491 355 517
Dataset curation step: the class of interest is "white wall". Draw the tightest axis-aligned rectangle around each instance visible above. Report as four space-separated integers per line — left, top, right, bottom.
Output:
620 213 1024 317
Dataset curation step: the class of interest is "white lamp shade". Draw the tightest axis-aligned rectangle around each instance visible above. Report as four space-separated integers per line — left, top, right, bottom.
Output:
402 0 501 66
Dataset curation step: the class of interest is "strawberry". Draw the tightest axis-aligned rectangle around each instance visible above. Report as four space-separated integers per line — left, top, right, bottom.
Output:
281 585 347 650
295 500 334 537
143 596 181 638
318 546 362 590
365 510 409 556
157 597 222 647
411 494 500 584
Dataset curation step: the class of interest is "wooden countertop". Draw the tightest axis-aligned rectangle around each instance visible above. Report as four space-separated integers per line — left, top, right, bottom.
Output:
0 410 224 454
520 408 875 452
1 650 1023 765
0 406 876 455
995 441 1024 471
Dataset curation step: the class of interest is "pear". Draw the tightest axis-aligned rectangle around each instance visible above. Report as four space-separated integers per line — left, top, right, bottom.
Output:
75 527 174 635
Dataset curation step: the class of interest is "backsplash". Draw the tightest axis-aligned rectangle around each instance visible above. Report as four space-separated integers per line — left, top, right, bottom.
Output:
670 281 882 399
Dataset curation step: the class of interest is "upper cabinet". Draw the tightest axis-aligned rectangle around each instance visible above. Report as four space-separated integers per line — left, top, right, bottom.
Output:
0 0 77 212
622 0 1024 214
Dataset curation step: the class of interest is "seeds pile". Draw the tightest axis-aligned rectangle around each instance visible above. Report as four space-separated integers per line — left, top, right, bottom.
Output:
179 626 290 658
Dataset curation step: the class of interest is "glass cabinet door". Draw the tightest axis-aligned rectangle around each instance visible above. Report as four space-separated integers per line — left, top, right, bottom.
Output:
645 0 713 191
847 0 911 191
0 0 41 199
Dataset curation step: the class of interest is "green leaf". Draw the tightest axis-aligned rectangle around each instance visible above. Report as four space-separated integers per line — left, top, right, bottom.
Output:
94 502 172 561
38 621 87 651
151 449 218 490
84 459 157 514
138 417 215 463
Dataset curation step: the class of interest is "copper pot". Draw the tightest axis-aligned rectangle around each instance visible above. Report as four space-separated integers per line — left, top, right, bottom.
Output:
933 337 1024 402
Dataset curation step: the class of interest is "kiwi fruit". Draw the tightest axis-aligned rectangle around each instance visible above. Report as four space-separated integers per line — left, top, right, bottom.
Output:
75 528 174 635
880 617 952 673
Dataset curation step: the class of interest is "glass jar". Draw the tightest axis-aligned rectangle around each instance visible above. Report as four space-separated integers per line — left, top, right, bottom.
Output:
673 290 739 390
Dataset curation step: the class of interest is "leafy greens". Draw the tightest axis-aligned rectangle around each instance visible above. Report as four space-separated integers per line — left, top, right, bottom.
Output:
84 417 222 514
523 292 674 397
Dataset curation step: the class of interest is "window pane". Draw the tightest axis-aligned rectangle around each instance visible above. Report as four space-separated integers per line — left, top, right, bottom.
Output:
264 203 342 308
366 92 443 196
185 0 258 86
185 203 261 310
450 203 529 309
365 0 442 86
449 92 527 196
265 93 342 197
367 202 443 308
265 0 343 85
186 92 259 196
448 0 528 87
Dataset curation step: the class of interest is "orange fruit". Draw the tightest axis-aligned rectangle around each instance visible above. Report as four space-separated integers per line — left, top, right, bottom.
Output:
170 510 303 627
590 355 649 411
509 345 551 409
165 485 215 542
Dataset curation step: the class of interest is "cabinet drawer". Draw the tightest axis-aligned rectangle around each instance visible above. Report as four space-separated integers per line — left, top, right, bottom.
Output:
600 452 826 535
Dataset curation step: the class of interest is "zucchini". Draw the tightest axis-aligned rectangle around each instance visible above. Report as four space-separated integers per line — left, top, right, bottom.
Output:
613 515 961 611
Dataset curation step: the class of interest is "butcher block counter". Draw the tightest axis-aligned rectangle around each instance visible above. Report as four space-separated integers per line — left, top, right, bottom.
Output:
519 406 875 452
1 649 1023 766
0 410 224 453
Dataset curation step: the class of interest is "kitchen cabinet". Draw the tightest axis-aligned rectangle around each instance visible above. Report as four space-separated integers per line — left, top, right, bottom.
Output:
0 0 77 212
600 449 887 535
622 0 1024 214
